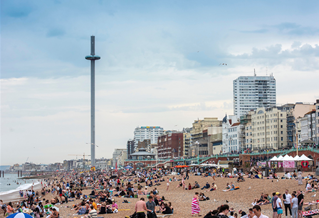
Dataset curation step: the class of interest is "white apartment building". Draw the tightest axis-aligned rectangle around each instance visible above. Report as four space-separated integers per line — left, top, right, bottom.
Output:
233 73 276 117
112 148 127 167
316 100 319 145
250 107 287 150
134 126 164 145
300 110 316 143
222 115 244 153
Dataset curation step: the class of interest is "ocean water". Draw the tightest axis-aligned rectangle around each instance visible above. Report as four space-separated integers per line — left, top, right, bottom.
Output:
0 173 40 195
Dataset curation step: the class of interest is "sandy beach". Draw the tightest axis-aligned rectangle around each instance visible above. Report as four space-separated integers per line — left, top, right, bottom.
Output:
0 173 314 218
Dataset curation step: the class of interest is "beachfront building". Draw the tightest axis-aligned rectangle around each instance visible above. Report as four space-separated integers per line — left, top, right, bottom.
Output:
222 115 244 153
250 107 288 151
209 127 222 155
157 132 184 159
286 102 316 148
233 73 276 118
316 100 319 145
190 117 221 156
299 109 316 145
130 148 156 160
183 132 191 157
134 126 164 146
240 112 252 151
112 148 127 167
126 140 135 159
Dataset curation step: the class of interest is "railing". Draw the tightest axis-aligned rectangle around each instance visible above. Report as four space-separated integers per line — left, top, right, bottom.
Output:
124 147 319 163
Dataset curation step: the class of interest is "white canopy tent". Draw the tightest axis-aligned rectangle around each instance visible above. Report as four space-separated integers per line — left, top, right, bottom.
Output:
277 155 284 161
282 155 294 161
270 156 279 161
293 155 300 160
297 154 312 161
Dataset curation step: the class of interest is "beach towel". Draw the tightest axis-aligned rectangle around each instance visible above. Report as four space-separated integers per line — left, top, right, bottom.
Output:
192 197 200 214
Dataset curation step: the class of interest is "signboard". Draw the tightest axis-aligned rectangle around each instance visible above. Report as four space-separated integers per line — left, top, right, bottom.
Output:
283 161 295 168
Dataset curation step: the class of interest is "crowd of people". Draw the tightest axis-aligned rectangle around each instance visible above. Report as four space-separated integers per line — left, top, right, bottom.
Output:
0 165 317 218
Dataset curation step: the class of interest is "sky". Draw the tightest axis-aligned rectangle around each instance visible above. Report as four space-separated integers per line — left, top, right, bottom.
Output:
1 0 319 165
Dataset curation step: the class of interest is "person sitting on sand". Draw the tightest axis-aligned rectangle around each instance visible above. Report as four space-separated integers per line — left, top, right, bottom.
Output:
162 203 173 214
210 183 217 191
223 182 235 192
192 181 200 189
237 174 245 182
304 181 313 193
48 207 59 218
98 202 106 214
168 202 173 213
201 182 210 190
199 192 208 201
144 188 149 195
75 202 87 215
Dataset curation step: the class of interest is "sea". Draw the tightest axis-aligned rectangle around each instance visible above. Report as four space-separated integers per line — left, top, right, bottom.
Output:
0 173 40 195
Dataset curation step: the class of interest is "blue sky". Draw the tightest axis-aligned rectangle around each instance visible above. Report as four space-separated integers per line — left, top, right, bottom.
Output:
1 0 319 165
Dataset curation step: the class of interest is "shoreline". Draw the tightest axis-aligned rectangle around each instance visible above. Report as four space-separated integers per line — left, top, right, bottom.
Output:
0 182 43 203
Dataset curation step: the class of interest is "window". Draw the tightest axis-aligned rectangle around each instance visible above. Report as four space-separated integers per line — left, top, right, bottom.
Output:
281 131 283 134
281 125 283 128
281 137 283 141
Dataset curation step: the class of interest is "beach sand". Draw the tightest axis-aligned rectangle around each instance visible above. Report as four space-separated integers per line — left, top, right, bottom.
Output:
0 173 314 218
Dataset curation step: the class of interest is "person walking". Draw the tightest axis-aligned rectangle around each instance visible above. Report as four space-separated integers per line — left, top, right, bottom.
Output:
276 193 283 218
191 192 201 216
297 191 304 218
283 189 292 217
186 169 189 180
291 193 298 218
146 196 156 218
135 197 147 218
272 192 278 218
297 171 302 185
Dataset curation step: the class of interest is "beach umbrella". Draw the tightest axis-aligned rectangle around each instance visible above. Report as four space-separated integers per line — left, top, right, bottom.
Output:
7 213 33 218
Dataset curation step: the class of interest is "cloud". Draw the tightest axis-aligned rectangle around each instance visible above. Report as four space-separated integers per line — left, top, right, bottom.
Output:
232 43 319 71
273 22 319 35
1 0 319 164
